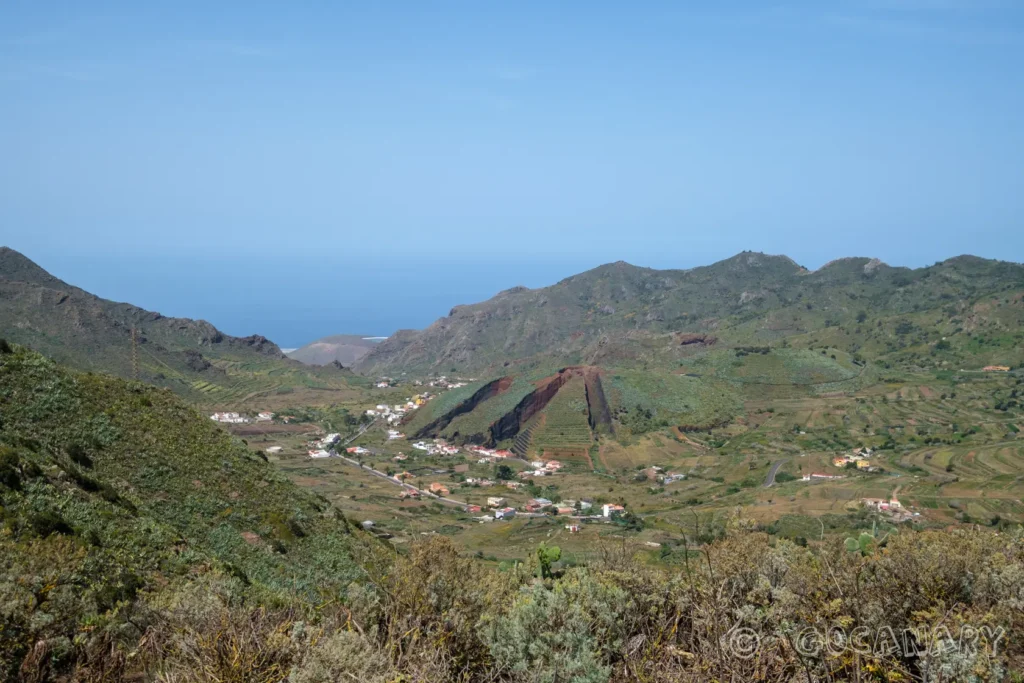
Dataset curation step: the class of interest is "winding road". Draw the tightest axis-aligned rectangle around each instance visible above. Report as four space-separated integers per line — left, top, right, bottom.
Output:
763 460 785 488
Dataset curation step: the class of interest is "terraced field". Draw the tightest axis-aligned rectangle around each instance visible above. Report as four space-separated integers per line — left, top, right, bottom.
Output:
900 443 1024 481
678 348 852 384
606 370 741 430
530 375 594 456
185 356 367 408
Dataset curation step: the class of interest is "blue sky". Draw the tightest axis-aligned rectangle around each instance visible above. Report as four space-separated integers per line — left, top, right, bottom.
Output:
2 1 1023 347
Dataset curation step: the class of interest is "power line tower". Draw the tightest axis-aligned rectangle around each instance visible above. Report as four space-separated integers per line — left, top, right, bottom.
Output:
130 328 139 381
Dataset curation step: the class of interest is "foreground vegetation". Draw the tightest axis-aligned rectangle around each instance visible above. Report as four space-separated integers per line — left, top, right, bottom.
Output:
2 343 1023 681
0 343 371 680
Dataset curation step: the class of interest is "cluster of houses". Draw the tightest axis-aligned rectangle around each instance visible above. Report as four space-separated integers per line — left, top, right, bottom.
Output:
517 460 563 479
412 439 461 455
861 496 917 521
471 494 618 522
833 447 877 472
639 466 686 484
307 433 341 458
423 376 468 390
366 398 427 426
467 445 516 461
210 411 274 424
863 497 901 512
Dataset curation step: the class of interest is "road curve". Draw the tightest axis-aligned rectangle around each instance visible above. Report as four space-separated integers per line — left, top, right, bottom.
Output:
764 460 785 488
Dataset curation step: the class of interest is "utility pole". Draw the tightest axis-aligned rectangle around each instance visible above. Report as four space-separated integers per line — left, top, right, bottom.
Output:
131 328 139 381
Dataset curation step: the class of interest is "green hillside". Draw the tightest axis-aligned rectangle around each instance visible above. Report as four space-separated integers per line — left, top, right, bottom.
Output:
0 342 370 679
0 247 366 406
3 348 1024 681
357 253 1024 377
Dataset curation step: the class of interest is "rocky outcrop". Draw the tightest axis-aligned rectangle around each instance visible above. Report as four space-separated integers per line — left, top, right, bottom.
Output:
183 349 212 372
677 333 717 347
583 369 613 434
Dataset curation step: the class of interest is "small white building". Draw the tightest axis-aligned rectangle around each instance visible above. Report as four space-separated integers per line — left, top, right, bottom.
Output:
486 496 507 508
495 507 516 520
602 504 625 518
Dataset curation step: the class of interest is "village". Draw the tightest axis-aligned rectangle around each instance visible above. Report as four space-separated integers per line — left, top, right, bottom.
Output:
217 373 938 558
293 421 641 529
294 419 919 538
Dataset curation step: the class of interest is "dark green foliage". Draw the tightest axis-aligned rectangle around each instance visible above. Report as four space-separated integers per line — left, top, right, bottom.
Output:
28 509 74 537
536 543 562 579
0 346 369 679
67 442 93 468
0 447 23 490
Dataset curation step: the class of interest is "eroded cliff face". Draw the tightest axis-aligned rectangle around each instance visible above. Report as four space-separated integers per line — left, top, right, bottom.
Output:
583 369 613 434
412 376 514 438
415 366 611 447
488 368 577 444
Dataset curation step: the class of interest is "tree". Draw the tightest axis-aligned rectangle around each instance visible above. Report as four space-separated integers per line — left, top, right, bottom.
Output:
495 464 514 480
536 543 562 579
856 310 868 323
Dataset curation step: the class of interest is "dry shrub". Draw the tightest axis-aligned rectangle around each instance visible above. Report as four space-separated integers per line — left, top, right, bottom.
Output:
288 630 396 683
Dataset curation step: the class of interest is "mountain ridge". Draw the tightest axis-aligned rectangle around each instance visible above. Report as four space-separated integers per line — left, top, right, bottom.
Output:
355 251 1024 375
0 247 359 403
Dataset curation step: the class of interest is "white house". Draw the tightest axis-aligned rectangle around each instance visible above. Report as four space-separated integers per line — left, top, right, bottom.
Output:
602 504 625 518
495 507 516 520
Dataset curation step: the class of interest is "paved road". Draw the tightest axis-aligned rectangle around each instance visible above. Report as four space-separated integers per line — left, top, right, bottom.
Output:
763 460 785 488
335 449 471 508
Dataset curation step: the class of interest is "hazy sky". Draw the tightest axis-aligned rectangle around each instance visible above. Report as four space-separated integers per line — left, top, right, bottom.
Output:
2 1 1023 346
